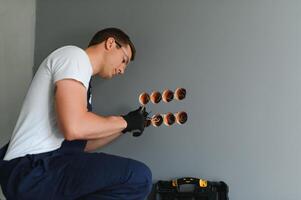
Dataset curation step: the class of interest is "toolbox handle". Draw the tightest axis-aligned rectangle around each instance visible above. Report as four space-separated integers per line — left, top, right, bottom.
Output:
172 177 208 188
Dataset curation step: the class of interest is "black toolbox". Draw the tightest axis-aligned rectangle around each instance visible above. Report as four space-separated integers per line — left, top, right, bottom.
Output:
155 177 229 200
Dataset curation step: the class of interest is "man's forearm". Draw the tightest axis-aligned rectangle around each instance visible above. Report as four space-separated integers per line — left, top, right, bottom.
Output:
66 112 127 140
84 132 122 152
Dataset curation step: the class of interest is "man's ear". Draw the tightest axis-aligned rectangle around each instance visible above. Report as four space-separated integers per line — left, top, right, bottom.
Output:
105 37 115 50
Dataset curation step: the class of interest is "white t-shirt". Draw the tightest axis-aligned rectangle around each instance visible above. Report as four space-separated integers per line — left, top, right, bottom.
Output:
4 46 93 161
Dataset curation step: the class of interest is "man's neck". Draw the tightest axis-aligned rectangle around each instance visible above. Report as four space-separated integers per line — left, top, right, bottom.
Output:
85 46 105 76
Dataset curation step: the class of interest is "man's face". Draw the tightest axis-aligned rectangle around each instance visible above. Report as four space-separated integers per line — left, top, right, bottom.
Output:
101 39 132 79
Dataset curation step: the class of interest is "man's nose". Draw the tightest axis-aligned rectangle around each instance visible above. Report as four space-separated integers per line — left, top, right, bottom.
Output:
118 67 125 74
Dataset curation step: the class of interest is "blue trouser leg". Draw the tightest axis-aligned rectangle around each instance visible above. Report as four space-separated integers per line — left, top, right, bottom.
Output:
76 153 152 200
50 152 152 200
0 140 152 200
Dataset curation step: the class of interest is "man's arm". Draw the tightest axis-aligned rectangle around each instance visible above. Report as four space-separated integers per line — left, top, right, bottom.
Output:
84 132 122 152
54 79 127 140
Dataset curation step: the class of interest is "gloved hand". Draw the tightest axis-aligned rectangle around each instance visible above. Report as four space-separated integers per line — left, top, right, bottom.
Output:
122 106 149 137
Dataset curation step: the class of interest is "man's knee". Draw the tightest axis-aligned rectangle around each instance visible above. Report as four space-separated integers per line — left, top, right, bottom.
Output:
126 159 152 192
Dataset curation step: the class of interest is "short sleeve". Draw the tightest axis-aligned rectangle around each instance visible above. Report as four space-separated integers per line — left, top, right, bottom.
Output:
51 46 92 90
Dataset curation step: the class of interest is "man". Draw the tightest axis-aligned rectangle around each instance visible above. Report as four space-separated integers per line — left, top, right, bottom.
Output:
0 28 152 200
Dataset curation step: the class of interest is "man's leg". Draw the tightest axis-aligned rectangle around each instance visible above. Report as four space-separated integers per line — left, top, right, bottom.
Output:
2 147 152 200
78 154 152 200
51 152 152 200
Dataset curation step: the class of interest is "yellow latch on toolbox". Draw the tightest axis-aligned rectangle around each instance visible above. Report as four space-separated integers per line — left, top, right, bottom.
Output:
172 179 178 187
199 179 207 187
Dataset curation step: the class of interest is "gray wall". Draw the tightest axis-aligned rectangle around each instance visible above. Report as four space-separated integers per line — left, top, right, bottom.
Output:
34 0 301 200
0 0 36 199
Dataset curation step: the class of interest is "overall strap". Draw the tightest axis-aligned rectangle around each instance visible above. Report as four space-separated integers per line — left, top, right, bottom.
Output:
0 143 9 166
87 78 93 112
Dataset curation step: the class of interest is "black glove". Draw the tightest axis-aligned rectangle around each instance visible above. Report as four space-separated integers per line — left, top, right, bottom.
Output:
122 106 149 137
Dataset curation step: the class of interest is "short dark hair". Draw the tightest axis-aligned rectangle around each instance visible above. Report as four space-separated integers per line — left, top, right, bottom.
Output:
88 28 136 61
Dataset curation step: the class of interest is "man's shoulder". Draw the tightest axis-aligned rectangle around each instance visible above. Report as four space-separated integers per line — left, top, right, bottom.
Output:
50 45 86 58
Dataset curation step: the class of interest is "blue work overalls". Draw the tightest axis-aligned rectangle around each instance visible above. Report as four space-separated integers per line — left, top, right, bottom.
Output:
0 80 152 200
